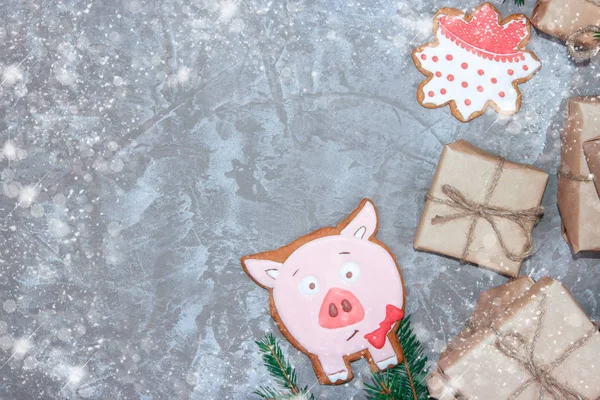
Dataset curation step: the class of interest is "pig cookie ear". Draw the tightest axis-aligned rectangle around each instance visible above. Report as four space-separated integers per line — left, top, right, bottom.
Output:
340 199 378 240
242 258 283 289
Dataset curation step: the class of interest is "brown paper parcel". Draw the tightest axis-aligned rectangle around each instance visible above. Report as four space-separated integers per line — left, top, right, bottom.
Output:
531 0 600 47
583 136 600 197
558 96 600 253
427 276 600 400
414 140 549 277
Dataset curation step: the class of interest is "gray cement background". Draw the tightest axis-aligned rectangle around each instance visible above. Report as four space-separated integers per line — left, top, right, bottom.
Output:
0 0 598 398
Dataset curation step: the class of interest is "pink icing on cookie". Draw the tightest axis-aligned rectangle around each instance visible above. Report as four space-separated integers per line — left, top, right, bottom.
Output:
242 200 405 384
438 3 528 60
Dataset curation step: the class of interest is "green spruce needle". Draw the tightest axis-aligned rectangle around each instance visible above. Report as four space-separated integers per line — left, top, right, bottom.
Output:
254 334 315 400
508 0 526 6
254 386 286 399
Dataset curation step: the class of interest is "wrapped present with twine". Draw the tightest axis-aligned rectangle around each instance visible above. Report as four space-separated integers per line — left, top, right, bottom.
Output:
531 0 600 61
414 140 549 277
558 96 600 253
427 276 600 400
583 136 600 197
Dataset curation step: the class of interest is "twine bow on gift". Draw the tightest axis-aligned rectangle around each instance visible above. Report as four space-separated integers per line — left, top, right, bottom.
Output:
566 0 600 62
492 294 597 400
425 157 545 262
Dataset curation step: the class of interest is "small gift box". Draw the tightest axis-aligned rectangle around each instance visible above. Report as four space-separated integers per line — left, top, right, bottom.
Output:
531 0 600 47
414 140 549 277
583 136 600 197
558 96 600 253
428 276 600 400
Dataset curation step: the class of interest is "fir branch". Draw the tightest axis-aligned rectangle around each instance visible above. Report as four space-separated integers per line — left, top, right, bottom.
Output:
254 386 314 400
255 319 428 400
256 334 299 394
596 30 600 41
364 315 430 400
255 334 315 400
254 386 285 399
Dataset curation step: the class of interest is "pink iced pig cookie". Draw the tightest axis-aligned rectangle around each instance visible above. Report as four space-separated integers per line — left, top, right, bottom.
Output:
412 3 541 122
241 200 406 385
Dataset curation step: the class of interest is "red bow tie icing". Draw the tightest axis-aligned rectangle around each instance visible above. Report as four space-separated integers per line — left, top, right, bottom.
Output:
364 304 405 349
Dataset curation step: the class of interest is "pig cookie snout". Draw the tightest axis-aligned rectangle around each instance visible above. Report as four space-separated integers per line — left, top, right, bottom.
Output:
319 288 365 329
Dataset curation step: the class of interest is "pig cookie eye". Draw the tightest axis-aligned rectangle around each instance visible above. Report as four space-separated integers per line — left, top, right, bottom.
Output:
299 276 319 296
339 261 360 284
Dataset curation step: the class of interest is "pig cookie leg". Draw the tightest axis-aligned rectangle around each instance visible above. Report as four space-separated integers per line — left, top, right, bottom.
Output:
315 356 351 384
368 338 401 372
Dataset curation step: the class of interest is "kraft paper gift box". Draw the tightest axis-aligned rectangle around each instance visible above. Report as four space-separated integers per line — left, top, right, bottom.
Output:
440 278 535 357
583 136 600 197
558 96 600 253
531 0 600 47
428 276 600 400
414 140 549 277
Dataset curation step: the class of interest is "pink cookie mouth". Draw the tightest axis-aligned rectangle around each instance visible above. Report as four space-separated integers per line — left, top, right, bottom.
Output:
346 329 359 341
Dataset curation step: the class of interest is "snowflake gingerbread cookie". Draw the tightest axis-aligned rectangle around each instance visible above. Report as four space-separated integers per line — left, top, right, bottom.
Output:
412 3 541 122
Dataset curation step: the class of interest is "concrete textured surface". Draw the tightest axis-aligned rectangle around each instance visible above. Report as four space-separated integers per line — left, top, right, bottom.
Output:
0 0 598 399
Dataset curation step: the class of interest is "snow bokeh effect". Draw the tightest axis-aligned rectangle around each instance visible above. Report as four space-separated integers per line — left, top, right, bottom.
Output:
0 0 598 398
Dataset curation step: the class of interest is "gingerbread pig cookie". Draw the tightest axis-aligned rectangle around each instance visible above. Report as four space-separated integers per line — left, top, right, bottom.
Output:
241 200 406 385
412 3 541 122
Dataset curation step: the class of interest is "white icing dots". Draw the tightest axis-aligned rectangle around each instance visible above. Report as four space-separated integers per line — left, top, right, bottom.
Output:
415 33 540 120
